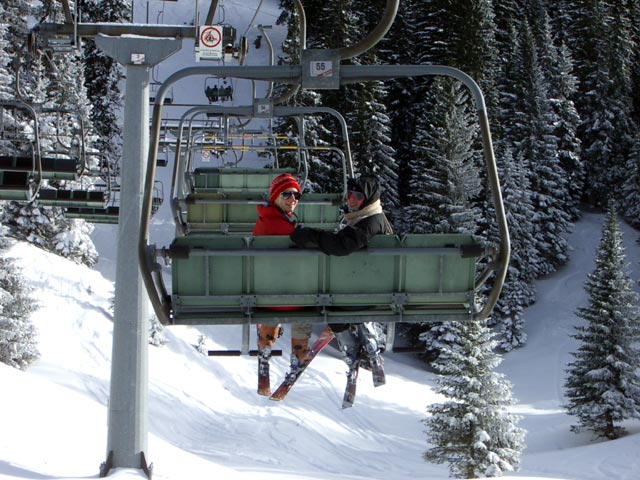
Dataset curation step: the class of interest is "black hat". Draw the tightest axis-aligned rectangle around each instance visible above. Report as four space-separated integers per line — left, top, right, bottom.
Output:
347 175 381 207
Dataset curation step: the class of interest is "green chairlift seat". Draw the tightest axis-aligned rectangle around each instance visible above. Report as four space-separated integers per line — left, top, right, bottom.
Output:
168 234 486 325
65 206 120 224
189 167 295 193
0 154 79 180
0 171 35 201
36 189 106 208
183 192 342 234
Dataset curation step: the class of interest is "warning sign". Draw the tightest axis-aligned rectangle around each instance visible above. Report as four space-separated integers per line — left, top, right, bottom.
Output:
200 26 222 48
195 25 224 61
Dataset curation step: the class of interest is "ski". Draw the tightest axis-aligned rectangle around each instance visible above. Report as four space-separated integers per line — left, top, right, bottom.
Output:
341 361 360 409
257 346 272 396
367 354 386 387
269 326 335 401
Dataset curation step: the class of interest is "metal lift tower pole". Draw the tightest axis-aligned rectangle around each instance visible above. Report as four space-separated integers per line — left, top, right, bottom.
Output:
94 35 181 476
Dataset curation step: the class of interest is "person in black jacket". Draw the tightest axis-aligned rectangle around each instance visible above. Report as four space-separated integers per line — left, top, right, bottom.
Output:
290 175 393 255
290 174 393 374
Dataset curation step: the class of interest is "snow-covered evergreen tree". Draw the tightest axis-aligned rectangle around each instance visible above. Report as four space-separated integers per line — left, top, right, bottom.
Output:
403 80 482 235
78 0 130 162
501 18 570 278
1 202 59 249
547 40 582 221
0 1 100 267
568 1 637 207
526 3 583 221
402 80 483 360
0 225 39 369
148 314 167 347
1 202 97 266
0 21 13 101
52 219 98 267
490 145 536 350
424 318 526 478
621 135 640 228
274 0 340 192
564 205 640 439
379 0 419 211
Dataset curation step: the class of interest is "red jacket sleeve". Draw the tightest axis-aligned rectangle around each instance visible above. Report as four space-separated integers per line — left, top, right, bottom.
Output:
253 204 296 235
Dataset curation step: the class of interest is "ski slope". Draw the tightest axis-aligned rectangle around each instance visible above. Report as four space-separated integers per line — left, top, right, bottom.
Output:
1 212 639 479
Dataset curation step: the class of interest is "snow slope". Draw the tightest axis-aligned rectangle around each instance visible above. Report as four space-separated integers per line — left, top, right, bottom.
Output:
1 212 640 480
3 2 640 479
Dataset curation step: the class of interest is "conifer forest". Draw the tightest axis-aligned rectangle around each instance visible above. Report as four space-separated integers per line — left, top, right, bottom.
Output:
1 0 640 354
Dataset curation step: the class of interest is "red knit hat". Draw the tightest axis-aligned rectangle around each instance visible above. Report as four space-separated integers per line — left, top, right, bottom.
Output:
269 173 301 204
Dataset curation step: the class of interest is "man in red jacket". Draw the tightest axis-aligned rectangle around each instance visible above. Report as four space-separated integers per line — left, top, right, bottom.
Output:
253 172 300 236
253 173 309 395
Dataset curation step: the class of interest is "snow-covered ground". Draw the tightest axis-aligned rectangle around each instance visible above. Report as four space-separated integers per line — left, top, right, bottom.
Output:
3 2 640 479
1 211 640 480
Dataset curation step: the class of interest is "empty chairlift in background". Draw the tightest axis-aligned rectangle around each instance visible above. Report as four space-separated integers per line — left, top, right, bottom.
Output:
0 101 45 202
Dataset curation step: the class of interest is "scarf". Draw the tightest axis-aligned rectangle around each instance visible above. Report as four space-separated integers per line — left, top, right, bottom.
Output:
340 199 394 234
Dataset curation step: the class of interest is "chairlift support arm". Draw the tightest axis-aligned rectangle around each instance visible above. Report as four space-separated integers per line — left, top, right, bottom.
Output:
140 64 509 326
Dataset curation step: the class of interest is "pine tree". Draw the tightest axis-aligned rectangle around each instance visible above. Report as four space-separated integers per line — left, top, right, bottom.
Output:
621 135 640 228
1 202 59 249
52 218 98 267
347 77 399 218
0 1 100 266
548 40 583 221
0 226 39 369
378 0 418 209
526 3 583 221
490 144 536 350
568 1 637 207
424 318 526 478
564 205 640 440
501 18 570 278
1 202 97 266
402 79 483 361
0 21 14 101
404 80 481 235
78 0 130 162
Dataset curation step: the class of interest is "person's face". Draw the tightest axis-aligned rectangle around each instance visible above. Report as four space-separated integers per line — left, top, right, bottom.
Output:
276 189 300 213
346 190 365 212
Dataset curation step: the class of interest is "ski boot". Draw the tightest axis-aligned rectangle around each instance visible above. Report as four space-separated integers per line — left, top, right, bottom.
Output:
354 323 386 387
256 324 281 396
333 326 361 367
284 337 312 382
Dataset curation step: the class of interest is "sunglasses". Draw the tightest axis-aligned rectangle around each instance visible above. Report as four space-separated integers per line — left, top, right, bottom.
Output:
280 190 301 200
347 190 365 201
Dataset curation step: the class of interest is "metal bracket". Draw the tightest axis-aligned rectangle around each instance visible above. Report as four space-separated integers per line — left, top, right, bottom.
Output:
240 296 257 315
315 294 333 314
390 293 408 312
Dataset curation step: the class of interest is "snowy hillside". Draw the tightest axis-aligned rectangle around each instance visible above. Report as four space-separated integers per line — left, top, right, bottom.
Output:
1 212 640 480
3 1 640 479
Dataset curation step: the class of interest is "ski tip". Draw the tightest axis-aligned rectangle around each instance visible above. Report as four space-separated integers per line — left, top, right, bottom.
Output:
257 388 272 396
269 395 285 402
373 376 386 387
341 402 353 409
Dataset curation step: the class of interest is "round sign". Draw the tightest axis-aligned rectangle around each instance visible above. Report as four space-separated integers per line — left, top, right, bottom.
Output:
200 27 222 48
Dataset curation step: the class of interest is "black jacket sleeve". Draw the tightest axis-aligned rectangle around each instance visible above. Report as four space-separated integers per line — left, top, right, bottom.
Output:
290 214 385 256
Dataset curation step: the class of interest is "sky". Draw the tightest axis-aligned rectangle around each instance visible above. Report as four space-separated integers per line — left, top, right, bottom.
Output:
2 212 640 480
3 1 640 479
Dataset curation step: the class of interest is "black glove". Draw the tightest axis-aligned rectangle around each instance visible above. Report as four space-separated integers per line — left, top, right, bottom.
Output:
290 226 319 247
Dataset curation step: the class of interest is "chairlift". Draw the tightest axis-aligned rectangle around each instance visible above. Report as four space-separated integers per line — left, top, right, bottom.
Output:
141 65 508 335
0 101 43 202
204 77 234 103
